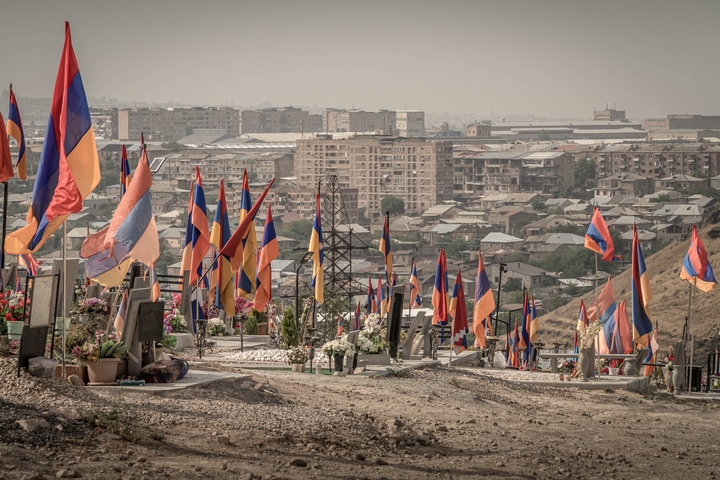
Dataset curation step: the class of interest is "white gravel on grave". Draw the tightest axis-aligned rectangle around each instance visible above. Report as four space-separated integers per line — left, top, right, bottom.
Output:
222 348 332 365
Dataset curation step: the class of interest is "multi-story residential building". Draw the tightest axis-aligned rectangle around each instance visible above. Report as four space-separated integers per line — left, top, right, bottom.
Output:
654 174 709 192
594 108 626 121
394 110 425 137
117 107 240 141
90 108 118 140
574 143 720 181
456 149 575 195
240 107 322 134
644 114 720 132
294 135 453 219
465 122 491 137
593 173 653 197
322 109 396 133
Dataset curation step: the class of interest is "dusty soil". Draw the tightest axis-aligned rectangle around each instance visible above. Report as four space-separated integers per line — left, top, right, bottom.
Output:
2 362 720 480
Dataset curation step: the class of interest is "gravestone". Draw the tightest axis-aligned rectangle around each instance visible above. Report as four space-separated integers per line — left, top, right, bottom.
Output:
2 265 17 289
27 274 60 328
137 302 165 343
344 330 360 374
17 325 50 376
85 284 102 299
120 288 152 377
386 285 405 358
410 313 433 358
401 312 425 360
51 258 79 318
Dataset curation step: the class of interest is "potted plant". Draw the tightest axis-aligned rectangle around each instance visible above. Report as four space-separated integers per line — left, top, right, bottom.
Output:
322 336 356 372
286 347 308 372
1 289 28 340
208 318 226 336
76 297 110 332
75 330 129 384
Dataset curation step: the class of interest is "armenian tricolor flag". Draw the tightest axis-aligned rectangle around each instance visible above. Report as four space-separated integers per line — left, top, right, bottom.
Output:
432 249 449 325
529 294 539 344
584 207 615 262
366 277 377 314
507 321 519 368
631 224 653 346
189 167 210 286
606 299 632 355
576 299 589 333
643 330 660 377
409 259 422 308
5 23 101 255
0 110 12 183
353 301 361 331
472 251 495 348
18 253 39 277
337 315 344 336
120 145 132 197
7 84 26 181
519 291 531 365
80 145 159 287
113 290 129 337
254 205 278 314
451 268 468 354
587 277 617 324
180 182 195 285
377 276 387 317
680 225 717 293
308 192 324 304
210 179 234 315
573 331 579 354
237 170 257 297
448 272 460 320
379 214 393 284
150 262 160 302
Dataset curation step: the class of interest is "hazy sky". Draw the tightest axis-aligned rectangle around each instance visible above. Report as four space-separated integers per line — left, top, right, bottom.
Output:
1 0 719 120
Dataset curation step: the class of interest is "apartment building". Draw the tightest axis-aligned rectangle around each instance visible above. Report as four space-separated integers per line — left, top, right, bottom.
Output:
593 173 653 197
575 143 720 180
294 135 453 219
90 108 118 140
117 107 240 141
240 107 322 134
454 149 575 195
321 109 425 136
465 122 491 137
395 110 425 137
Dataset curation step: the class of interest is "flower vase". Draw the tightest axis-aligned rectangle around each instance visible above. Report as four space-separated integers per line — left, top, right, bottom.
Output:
291 363 305 373
672 368 685 393
78 314 88 326
333 354 344 372
7 321 24 341
559 373 564 381
54 318 71 337
86 358 121 384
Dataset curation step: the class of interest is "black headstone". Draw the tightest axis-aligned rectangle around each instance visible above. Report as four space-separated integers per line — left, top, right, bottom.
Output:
17 325 50 375
387 285 405 358
137 301 165 343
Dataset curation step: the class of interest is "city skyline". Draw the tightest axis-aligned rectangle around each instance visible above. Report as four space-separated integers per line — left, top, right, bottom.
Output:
1 1 719 120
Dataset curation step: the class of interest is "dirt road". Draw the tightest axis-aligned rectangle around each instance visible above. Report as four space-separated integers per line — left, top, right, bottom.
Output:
1 363 719 479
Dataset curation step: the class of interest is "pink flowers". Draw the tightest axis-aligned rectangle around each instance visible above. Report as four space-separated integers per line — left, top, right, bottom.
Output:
235 296 254 315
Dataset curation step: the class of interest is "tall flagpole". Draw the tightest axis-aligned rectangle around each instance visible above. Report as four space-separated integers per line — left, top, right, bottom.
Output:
1 182 7 270
62 221 67 379
689 277 697 392
408 257 414 328
594 252 599 378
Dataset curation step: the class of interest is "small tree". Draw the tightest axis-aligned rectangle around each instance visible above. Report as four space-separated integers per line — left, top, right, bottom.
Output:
381 196 405 216
503 278 523 292
280 307 298 347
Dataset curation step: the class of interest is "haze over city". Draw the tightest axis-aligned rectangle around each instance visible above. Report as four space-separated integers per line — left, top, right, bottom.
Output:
1 0 719 119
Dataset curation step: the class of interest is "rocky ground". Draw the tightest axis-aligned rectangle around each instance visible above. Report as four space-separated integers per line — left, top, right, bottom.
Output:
1 358 720 479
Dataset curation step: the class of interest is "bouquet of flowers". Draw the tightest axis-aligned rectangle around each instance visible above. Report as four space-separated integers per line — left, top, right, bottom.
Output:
77 298 110 317
208 318 226 336
286 347 309 365
0 290 28 323
72 330 129 364
357 316 390 354
579 321 603 352
164 307 187 333
235 296 254 316
322 336 356 358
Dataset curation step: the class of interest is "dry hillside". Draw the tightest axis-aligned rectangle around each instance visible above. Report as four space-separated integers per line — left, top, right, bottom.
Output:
540 204 720 358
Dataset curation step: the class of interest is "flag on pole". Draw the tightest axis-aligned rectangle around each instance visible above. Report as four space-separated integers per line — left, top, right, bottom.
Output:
432 249 449 325
254 205 278 314
120 145 132 197
584 207 615 262
113 289 129 338
209 179 235 315
448 272 460 320
80 146 159 287
14 269 21 292
377 276 387 317
409 259 422 308
451 268 468 354
573 331 579 354
308 192 324 304
7 84 27 181
0 110 12 183
587 277 617 324
180 182 195 285
337 315 343 336
353 301 361 331
5 23 101 254
379 214 393 284
189 167 210 286
507 321 519 368
576 299 589 333
150 262 160 302
18 253 39 277
366 277 377 314
643 330 660 377
608 299 632 354
680 225 717 293
529 294 539 344
220 179 274 272
472 251 495 348
631 224 653 346
519 291 531 365
236 170 258 296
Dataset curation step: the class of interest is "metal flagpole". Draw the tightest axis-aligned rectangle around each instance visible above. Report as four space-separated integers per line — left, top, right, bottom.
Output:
1 182 7 270
62 221 67 379
689 277 697 392
594 253 600 379
408 257 413 328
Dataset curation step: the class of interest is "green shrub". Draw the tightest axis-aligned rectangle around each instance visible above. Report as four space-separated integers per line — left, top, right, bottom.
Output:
280 307 298 347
